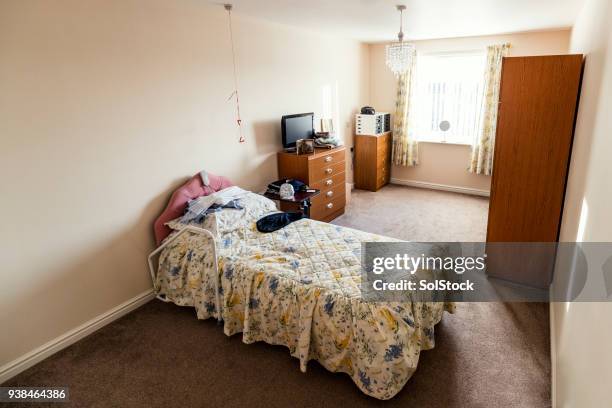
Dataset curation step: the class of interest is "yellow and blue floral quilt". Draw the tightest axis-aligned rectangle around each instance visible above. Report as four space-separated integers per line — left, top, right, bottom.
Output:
156 193 454 400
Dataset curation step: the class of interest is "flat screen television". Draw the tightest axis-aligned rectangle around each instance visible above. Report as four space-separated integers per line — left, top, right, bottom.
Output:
281 112 314 149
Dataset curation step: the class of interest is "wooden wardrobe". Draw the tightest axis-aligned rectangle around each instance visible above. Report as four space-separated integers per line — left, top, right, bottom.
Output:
486 55 583 288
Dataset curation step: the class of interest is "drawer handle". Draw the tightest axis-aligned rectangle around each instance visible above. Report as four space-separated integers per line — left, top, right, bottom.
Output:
326 191 333 197
325 179 333 186
324 156 333 162
326 203 334 209
325 168 332 175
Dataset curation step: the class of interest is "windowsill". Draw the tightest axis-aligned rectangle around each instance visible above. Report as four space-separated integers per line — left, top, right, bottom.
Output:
418 140 472 147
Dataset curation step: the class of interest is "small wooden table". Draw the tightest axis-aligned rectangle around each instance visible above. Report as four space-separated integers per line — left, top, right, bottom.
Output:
263 189 320 218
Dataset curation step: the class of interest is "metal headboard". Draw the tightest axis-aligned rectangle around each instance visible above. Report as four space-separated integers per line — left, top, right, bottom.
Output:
147 226 221 322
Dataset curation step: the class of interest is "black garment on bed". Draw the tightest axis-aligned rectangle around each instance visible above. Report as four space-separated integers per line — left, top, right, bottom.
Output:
256 212 303 233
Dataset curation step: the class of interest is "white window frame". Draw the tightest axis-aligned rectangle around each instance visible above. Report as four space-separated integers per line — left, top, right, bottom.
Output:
412 50 486 146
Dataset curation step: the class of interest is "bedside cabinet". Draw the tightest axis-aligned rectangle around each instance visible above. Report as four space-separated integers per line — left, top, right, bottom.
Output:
277 146 346 222
354 132 391 191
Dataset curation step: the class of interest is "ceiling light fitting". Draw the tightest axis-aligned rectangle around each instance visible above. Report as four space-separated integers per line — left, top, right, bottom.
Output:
385 5 415 76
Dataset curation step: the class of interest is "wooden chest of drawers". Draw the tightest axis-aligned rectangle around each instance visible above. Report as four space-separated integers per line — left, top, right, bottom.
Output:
354 132 391 191
277 146 346 222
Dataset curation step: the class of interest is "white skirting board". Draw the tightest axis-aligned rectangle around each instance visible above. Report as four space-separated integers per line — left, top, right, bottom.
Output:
549 302 558 408
0 289 155 384
390 178 490 197
346 182 354 204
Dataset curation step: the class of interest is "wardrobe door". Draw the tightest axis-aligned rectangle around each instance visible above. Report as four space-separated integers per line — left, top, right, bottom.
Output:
486 55 583 288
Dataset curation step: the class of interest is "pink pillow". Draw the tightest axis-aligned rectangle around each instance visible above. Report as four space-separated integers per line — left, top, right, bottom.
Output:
154 172 234 245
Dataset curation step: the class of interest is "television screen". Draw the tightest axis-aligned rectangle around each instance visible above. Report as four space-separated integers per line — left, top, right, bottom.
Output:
281 113 314 148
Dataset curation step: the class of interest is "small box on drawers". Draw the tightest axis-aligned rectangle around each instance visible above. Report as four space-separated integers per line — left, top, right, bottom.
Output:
355 113 391 135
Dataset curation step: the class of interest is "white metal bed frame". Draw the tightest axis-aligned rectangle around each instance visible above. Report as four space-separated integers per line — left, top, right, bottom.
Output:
147 226 222 322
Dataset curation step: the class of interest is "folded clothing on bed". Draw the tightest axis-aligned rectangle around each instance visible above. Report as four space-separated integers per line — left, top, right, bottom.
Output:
181 186 248 223
183 199 243 223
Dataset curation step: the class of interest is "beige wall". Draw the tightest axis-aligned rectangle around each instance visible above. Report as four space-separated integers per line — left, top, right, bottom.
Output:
0 0 368 372
368 30 571 193
552 0 612 406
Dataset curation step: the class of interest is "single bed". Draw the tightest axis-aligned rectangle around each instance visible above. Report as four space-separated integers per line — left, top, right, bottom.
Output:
149 184 454 400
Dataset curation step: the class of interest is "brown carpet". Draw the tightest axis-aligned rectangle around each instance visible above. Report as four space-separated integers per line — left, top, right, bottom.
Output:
3 185 550 407
334 185 490 242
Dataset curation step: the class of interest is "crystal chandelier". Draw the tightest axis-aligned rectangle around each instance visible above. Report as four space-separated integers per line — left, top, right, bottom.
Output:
385 5 415 76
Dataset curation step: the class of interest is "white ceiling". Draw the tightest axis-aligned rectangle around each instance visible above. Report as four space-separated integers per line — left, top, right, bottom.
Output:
216 0 584 42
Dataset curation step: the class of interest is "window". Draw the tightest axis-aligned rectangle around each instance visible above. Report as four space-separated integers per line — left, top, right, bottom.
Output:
319 82 340 137
412 52 486 145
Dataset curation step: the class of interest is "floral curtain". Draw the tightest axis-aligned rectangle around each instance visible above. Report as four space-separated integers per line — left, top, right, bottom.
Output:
392 50 418 167
469 43 510 175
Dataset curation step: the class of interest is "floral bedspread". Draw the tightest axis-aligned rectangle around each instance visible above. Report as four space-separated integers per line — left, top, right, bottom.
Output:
155 192 454 400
